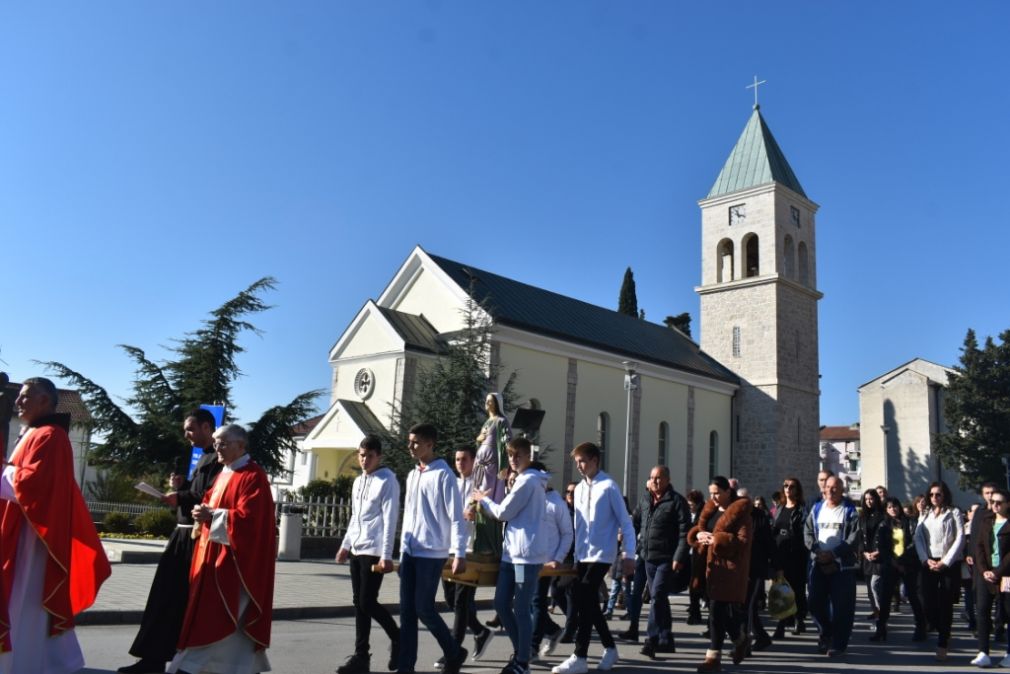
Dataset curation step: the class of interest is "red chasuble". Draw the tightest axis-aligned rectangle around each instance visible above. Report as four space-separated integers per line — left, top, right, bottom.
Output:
177 459 276 651
0 422 111 652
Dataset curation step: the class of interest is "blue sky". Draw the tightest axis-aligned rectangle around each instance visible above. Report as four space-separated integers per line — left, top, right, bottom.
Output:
2 2 1007 431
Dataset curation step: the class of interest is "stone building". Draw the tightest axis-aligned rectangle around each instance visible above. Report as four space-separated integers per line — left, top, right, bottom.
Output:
696 105 822 500
858 358 974 508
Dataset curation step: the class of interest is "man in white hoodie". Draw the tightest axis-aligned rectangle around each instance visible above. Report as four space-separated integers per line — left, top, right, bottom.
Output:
335 434 401 674
473 437 550 674
397 423 469 674
552 442 636 674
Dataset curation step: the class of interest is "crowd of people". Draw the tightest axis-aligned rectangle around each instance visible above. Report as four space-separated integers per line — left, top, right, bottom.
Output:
333 403 1010 673
3 379 1005 673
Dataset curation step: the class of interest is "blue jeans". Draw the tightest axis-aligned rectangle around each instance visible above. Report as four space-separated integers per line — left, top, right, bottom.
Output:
626 558 647 624
398 554 459 671
645 560 674 644
495 562 542 664
807 566 856 651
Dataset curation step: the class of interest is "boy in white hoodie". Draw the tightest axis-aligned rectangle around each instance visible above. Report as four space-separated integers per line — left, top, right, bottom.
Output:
336 435 401 674
552 442 636 674
473 438 550 674
397 424 469 674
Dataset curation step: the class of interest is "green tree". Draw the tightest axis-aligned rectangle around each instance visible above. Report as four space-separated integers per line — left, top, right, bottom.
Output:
383 295 519 478
618 267 638 317
664 312 692 338
42 278 321 475
936 328 1010 490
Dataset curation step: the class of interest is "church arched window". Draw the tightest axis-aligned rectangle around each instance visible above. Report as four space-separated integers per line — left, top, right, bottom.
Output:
597 412 609 470
658 421 669 466
798 242 809 285
783 235 795 279
716 239 735 283
743 234 759 278
708 430 719 479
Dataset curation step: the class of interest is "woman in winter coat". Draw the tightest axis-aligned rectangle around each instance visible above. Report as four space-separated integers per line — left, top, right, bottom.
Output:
879 497 926 642
858 488 885 623
914 480 964 662
687 476 753 673
772 477 808 639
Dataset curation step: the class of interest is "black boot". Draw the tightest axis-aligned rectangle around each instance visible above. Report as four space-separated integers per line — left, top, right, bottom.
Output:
773 620 786 640
792 617 806 635
869 624 886 642
337 654 371 674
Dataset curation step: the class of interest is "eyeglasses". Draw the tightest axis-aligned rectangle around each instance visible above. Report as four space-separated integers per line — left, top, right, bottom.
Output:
213 440 231 449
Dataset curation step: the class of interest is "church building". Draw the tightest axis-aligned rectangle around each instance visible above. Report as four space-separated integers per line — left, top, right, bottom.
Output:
299 105 821 502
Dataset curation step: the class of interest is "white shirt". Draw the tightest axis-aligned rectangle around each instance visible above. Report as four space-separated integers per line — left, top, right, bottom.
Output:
816 502 847 552
340 466 400 560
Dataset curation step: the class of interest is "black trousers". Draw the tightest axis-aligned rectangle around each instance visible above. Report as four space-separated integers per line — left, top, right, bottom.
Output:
129 527 195 662
532 576 562 647
443 579 484 644
920 561 960 648
573 562 616 657
350 554 399 657
782 556 808 621
977 579 1010 654
709 600 744 651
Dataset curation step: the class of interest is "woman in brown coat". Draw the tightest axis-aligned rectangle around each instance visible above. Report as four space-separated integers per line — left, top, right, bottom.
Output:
687 476 754 672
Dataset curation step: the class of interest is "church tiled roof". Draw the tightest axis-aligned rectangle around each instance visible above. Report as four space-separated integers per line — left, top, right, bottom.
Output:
427 254 739 384
707 106 806 199
377 307 446 354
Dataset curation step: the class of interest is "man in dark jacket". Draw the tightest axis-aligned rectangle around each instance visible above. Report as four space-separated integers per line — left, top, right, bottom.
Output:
628 466 692 658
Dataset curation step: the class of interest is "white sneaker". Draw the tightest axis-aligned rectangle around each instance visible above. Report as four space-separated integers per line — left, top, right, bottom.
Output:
552 654 589 674
597 647 618 671
972 652 992 667
541 629 563 656
1000 652 1010 668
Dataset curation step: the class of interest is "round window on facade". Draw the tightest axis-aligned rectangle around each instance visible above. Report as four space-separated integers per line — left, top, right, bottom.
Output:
353 368 375 400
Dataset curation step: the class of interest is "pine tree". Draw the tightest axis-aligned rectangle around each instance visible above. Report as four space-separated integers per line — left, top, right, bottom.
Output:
936 328 1010 489
664 312 692 338
618 267 638 317
42 278 321 475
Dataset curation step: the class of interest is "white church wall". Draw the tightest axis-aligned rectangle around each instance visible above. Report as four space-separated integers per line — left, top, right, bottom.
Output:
497 342 569 472
572 360 629 483
337 311 401 360
333 356 401 426
390 266 467 333
638 377 689 490
692 387 732 490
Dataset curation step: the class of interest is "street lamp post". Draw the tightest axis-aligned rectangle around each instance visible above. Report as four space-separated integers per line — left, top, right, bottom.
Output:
622 361 639 497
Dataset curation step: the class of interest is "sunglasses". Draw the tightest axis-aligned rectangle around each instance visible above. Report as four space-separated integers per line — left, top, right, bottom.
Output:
929 492 943 498
993 500 1007 506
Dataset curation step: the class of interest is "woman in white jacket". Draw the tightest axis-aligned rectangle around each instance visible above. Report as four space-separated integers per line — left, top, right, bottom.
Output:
473 437 549 674
914 480 964 662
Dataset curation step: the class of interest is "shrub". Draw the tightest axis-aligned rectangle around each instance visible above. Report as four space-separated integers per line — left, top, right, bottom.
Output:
103 511 134 534
299 479 336 501
134 508 177 537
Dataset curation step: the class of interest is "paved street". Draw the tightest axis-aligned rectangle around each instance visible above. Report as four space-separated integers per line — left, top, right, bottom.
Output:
79 588 990 673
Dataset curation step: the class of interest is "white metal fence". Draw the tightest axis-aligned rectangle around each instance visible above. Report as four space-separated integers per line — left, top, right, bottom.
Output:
88 497 355 539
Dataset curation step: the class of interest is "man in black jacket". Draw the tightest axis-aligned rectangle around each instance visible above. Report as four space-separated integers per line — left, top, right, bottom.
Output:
629 466 692 658
118 409 224 674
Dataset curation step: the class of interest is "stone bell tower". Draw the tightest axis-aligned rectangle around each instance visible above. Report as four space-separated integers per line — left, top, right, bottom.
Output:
695 104 822 499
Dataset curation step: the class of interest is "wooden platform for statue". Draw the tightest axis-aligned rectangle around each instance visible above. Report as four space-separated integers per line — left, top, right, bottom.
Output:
441 558 577 587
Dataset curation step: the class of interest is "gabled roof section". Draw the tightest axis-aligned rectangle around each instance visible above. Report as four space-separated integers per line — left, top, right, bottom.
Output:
340 400 387 437
426 254 739 384
376 307 445 355
707 106 806 199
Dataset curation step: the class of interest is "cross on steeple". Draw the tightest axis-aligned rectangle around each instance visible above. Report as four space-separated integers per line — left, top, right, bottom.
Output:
746 75 767 109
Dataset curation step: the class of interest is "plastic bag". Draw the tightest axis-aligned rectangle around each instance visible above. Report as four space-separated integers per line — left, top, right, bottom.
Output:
768 575 797 621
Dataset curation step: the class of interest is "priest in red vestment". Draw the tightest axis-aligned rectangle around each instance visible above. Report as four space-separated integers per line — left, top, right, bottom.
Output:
0 377 111 674
168 423 276 674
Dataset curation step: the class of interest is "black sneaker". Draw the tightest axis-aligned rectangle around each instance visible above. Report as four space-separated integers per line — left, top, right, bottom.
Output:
752 633 772 652
473 629 494 661
337 654 371 674
443 648 468 674
388 641 400 672
640 639 657 659
617 629 638 642
434 656 446 671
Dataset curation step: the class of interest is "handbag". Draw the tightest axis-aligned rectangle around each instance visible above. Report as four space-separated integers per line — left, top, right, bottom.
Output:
768 574 797 620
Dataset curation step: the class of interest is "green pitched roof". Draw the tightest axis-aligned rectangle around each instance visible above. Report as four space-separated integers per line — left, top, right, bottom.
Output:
707 106 806 199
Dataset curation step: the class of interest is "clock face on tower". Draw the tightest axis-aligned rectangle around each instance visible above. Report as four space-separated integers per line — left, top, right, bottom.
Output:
729 204 746 226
